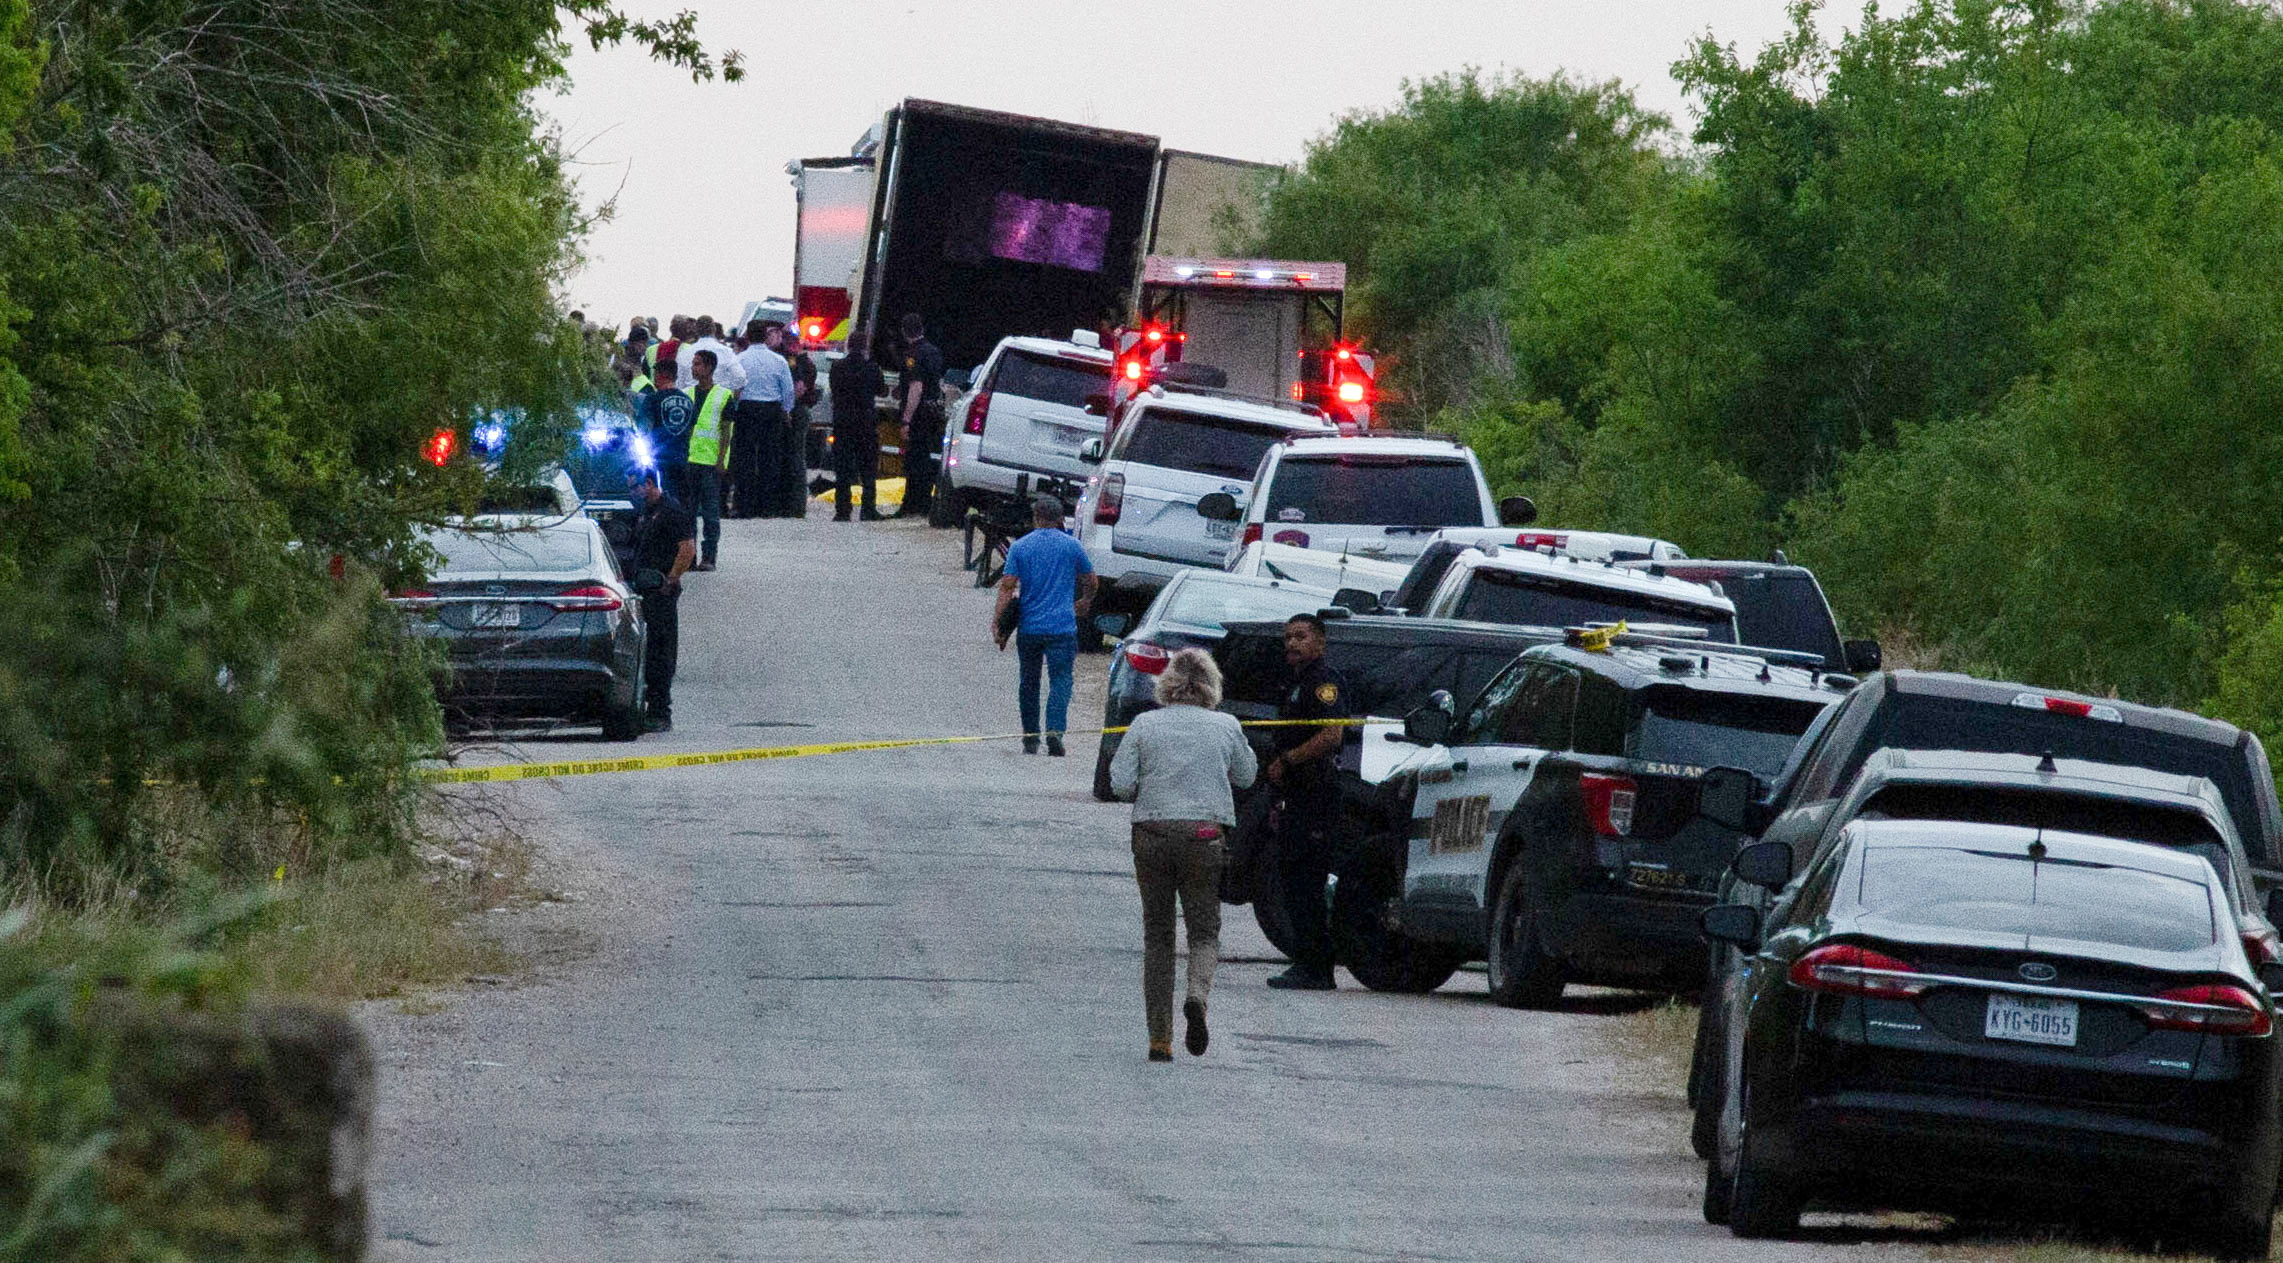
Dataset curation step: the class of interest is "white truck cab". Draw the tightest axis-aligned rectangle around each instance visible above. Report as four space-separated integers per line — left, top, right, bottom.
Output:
1221 434 1531 569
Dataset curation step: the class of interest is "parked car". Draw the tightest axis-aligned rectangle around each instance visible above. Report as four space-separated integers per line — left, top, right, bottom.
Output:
1682 670 2283 1164
1339 636 1845 997
1687 747 2283 1161
1618 558 1879 673
1073 388 1336 613
942 334 1114 516
393 515 647 740
1091 570 1336 801
1410 544 1740 642
1699 819 2282 1256
1206 433 1533 570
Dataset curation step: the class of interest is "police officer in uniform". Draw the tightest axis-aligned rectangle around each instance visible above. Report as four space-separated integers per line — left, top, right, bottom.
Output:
1264 612 1350 990
893 312 946 520
626 467 696 732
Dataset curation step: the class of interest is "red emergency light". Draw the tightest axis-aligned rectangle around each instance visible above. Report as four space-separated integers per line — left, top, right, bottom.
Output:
803 319 826 341
423 427 457 467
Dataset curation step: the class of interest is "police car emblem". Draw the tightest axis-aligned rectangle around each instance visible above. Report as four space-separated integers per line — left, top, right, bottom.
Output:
1315 683 1339 705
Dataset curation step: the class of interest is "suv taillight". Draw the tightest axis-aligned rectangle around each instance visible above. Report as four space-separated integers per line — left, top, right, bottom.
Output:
1095 474 1125 525
964 390 992 436
549 585 623 612
388 589 438 607
1580 773 1637 837
2143 984 2272 1036
1123 641 1170 675
1241 523 1262 547
1787 943 1929 998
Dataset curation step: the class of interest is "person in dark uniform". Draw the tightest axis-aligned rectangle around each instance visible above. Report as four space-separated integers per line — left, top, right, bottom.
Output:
784 329 822 505
626 468 696 732
1264 612 1350 990
893 312 946 519
828 327 886 521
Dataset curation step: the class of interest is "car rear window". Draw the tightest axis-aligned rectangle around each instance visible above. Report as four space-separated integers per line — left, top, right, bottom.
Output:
1263 454 1482 527
1859 844 2216 952
427 527 593 574
1120 409 1293 480
989 350 1109 409
1627 686 1828 775
1162 580 1333 631
1453 570 1737 642
1670 570 1843 664
1860 785 2241 899
1862 699 2264 860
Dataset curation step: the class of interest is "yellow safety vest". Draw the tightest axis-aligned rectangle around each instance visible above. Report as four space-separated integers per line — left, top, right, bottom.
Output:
631 373 652 394
689 384 732 465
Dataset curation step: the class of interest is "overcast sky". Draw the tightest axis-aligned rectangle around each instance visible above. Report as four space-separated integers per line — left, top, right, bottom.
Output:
543 0 1806 327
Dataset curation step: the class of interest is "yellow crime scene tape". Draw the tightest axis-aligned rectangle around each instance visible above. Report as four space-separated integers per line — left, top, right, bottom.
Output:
418 719 1366 786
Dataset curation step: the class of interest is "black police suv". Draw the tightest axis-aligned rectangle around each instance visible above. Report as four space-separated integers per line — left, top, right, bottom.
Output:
1699 819 2283 1256
1337 636 1849 998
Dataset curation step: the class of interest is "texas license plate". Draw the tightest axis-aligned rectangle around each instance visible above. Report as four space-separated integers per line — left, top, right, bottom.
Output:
1985 992 2078 1047
468 603 520 629
1040 426 1083 454
1205 519 1236 540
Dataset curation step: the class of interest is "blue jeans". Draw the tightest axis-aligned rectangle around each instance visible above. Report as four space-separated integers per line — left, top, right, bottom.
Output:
1016 632 1078 738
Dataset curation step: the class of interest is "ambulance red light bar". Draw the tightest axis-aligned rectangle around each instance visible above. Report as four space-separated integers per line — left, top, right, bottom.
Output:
2011 693 2124 722
1141 256 1346 291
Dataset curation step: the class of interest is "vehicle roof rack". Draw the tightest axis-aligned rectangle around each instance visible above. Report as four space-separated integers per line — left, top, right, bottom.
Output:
1148 381 1327 419
1561 625 1830 671
1282 428 1467 446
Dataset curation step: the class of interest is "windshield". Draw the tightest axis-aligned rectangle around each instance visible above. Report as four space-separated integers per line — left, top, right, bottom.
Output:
1263 454 1482 527
991 350 1109 408
425 526 593 574
1160 579 1331 631
1860 843 2216 952
1628 687 1826 774
1120 409 1291 479
1453 570 1737 642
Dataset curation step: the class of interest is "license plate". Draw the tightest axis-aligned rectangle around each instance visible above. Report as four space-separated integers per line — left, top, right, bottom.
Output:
1985 992 2078 1047
1039 426 1083 454
1205 519 1236 540
468 602 521 629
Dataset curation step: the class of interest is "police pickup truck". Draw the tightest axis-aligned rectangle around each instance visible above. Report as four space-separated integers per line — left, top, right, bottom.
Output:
1333 633 1850 999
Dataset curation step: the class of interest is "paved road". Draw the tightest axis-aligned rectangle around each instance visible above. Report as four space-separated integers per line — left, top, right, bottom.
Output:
367 515 1942 1262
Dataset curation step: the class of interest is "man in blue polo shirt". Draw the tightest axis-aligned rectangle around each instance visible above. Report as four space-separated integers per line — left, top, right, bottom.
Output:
993 497 1098 756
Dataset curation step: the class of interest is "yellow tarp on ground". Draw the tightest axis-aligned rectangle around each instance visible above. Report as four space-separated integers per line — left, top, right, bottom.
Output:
811 476 904 510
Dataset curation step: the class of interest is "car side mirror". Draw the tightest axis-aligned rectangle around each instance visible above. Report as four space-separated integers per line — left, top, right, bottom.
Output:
1843 639 1883 673
1078 437 1104 464
1498 495 1537 527
1700 904 1762 952
1696 765 1762 832
1731 840 1794 892
1399 689 1455 746
1332 587 1381 614
1196 491 1241 522
1093 613 1132 638
1083 393 1110 416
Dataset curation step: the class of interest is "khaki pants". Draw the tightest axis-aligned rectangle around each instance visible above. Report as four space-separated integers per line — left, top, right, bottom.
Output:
1132 819 1225 1047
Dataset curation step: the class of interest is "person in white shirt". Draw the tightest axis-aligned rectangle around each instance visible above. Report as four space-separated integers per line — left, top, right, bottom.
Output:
676 317 746 405
733 320 801 518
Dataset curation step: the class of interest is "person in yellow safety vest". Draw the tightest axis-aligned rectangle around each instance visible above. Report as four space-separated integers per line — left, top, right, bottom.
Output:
685 349 735 572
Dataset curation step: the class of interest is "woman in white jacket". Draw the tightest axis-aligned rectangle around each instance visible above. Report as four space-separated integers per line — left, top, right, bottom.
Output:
1109 648 1257 1061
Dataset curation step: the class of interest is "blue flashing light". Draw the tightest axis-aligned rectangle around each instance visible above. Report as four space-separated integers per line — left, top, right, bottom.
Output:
581 425 613 451
629 433 656 469
473 421 508 453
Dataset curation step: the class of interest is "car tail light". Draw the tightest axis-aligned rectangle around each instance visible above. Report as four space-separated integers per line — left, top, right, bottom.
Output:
1241 522 1262 547
964 390 992 436
1788 943 1930 998
1123 641 1170 675
2011 692 2124 722
2245 927 2281 966
1580 773 1637 837
549 585 624 612
388 588 438 607
1094 473 1125 525
2142 984 2272 1036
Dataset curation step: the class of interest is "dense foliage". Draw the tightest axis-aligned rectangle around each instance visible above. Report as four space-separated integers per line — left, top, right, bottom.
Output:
0 2 732 898
1256 0 2283 753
